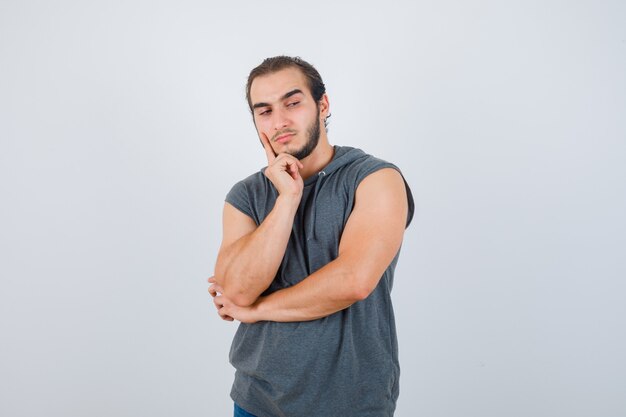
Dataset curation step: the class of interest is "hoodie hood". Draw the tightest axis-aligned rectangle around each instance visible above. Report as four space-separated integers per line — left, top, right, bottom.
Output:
303 145 366 186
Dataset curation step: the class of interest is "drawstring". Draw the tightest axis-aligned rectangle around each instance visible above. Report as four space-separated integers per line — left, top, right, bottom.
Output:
307 170 326 241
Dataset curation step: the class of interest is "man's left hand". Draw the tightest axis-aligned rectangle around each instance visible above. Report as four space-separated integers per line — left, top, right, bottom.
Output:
208 276 260 323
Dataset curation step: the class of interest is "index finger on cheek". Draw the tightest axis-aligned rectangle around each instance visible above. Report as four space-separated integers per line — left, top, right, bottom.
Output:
260 133 276 164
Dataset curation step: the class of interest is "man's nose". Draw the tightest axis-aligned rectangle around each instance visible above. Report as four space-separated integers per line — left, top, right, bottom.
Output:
272 107 289 131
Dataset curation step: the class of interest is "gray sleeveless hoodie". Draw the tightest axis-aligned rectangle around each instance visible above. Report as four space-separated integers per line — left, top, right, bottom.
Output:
225 145 414 417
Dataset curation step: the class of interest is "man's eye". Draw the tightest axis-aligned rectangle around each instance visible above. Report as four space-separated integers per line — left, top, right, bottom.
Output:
259 109 271 116
287 101 300 107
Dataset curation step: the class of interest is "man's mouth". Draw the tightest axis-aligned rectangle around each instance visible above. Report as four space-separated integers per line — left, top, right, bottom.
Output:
274 132 295 144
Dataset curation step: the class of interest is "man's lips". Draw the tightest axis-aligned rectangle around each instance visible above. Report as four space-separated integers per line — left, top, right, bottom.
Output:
274 133 295 144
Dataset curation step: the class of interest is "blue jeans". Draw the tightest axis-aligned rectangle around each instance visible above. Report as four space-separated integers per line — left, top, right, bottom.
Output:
234 403 257 417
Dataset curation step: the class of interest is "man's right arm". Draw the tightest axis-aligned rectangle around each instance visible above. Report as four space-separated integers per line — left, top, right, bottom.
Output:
214 132 304 306
214 193 299 307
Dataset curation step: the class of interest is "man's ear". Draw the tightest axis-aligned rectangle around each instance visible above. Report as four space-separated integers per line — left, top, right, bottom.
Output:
318 94 330 118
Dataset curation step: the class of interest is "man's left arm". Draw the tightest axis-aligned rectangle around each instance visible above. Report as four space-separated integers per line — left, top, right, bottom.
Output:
212 168 409 323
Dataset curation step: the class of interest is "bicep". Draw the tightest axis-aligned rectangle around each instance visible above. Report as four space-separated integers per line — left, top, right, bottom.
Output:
338 168 408 289
220 202 258 251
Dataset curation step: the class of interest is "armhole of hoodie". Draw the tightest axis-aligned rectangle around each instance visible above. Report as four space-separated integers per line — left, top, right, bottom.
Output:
225 180 257 224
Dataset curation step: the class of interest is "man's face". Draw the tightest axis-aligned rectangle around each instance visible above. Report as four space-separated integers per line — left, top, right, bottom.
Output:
250 67 324 160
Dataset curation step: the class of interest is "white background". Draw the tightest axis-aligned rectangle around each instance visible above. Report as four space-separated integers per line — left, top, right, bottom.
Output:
1 1 625 416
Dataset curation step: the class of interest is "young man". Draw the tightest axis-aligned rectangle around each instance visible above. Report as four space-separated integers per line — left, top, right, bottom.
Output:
209 56 414 417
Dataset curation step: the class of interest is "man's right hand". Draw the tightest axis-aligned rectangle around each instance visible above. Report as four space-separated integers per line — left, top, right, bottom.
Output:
260 133 304 200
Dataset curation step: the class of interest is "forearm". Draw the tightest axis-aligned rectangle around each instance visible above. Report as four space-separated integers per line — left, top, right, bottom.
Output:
253 257 370 322
215 195 299 306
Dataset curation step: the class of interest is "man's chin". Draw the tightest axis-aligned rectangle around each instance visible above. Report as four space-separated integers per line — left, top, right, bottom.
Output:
291 146 315 161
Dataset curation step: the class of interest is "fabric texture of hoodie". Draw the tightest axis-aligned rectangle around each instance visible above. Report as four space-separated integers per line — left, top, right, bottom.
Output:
224 145 414 417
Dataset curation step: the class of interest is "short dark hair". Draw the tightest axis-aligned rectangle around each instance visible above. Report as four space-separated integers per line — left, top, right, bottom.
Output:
245 55 327 114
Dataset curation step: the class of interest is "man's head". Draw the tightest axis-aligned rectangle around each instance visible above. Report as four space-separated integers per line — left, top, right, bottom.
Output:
246 56 327 120
246 56 330 160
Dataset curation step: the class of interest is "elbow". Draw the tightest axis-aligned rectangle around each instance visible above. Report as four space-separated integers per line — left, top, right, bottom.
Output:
215 268 259 307
229 291 258 307
351 284 373 302
347 270 377 302
215 253 264 307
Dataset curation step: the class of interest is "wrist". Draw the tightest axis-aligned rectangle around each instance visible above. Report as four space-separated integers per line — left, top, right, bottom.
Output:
253 296 269 322
276 194 301 209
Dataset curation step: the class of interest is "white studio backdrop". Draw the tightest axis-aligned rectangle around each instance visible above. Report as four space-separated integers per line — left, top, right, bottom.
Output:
1 1 625 416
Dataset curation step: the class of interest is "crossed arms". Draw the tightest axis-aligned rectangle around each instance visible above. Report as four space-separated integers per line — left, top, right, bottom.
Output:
209 139 409 323
209 172 408 323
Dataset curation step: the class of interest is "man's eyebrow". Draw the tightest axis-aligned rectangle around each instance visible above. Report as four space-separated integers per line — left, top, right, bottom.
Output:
252 102 270 110
252 89 304 110
282 89 303 100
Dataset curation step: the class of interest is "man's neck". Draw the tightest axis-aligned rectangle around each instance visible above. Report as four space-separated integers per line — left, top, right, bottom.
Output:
299 139 334 180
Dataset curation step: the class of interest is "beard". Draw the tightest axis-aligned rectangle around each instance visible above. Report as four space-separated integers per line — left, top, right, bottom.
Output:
289 108 321 160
